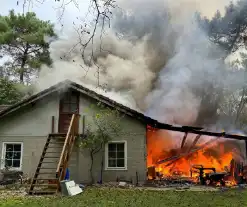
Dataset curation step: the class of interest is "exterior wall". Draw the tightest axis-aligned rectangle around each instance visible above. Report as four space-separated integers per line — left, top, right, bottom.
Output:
0 90 147 184
76 94 147 184
0 93 61 176
0 93 60 136
0 136 47 177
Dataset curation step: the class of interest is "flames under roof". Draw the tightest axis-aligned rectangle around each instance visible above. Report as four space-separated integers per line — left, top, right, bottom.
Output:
0 80 247 141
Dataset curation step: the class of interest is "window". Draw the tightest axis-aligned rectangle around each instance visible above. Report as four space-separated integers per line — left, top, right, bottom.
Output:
61 92 78 113
105 141 127 170
1 142 23 170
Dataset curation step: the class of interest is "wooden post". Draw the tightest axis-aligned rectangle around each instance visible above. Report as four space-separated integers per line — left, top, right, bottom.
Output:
51 116 55 133
82 115 85 136
245 140 247 159
73 114 80 135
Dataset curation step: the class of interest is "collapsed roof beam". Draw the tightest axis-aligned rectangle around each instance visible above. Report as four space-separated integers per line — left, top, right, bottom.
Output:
146 119 247 141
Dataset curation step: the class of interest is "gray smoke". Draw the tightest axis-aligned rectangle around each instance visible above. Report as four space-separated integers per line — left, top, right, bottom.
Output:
35 0 234 126
145 18 227 125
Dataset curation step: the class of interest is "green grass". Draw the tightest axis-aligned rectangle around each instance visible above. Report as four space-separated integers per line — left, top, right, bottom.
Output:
0 187 247 207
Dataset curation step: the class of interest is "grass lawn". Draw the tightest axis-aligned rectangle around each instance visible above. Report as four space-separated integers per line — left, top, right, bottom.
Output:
0 187 247 207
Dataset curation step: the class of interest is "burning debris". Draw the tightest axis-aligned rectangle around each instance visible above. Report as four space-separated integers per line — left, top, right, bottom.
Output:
146 126 247 188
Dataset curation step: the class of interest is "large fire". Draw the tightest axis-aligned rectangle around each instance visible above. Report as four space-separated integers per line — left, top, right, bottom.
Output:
147 126 244 185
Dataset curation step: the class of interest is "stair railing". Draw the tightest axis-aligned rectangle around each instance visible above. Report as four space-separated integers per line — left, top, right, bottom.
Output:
56 113 80 191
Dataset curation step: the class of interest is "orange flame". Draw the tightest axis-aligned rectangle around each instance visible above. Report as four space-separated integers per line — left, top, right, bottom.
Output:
147 126 242 185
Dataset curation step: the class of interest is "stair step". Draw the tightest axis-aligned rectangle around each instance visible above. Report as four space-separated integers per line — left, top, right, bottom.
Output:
33 178 58 180
29 130 76 196
45 152 61 153
49 133 66 136
52 137 66 139
37 167 57 169
36 172 56 174
49 142 65 144
46 146 63 148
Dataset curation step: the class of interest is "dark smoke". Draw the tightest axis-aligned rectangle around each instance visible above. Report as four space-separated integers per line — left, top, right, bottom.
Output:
36 0 239 128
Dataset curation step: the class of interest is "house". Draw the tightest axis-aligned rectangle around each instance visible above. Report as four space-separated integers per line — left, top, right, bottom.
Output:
1 79 247 194
0 80 150 192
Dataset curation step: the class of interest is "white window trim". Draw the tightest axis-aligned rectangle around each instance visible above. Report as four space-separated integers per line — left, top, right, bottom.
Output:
1 142 23 171
105 140 127 170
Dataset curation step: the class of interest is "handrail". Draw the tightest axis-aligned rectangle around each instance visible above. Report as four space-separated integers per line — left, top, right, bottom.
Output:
56 113 79 187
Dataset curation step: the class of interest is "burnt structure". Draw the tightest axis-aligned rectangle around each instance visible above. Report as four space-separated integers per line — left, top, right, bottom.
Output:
146 123 247 186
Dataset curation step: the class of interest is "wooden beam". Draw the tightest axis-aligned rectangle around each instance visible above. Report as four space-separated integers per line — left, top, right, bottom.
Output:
187 134 201 153
180 132 188 149
82 115 85 136
147 120 247 141
157 136 222 165
245 140 247 158
51 116 55 133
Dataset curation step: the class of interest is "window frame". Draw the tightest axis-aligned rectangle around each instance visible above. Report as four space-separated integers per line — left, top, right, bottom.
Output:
105 140 127 170
1 142 23 171
60 91 79 114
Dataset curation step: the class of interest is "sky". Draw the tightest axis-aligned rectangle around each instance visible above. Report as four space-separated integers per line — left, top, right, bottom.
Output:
0 0 240 65
0 0 237 34
0 0 92 65
0 0 233 25
0 0 91 32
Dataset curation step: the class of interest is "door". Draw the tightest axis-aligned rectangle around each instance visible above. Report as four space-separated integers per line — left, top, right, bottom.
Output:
59 91 79 133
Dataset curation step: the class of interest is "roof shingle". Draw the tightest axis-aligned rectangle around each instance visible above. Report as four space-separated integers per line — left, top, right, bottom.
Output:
0 105 10 112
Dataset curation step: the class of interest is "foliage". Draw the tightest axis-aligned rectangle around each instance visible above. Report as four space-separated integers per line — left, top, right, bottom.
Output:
213 52 247 130
196 1 247 129
0 78 23 105
79 102 122 183
198 0 247 56
80 104 122 151
1 188 247 206
0 10 57 83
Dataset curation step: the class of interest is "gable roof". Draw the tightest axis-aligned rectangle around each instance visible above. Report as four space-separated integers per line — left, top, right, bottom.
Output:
1 79 247 141
0 105 10 112
0 80 148 122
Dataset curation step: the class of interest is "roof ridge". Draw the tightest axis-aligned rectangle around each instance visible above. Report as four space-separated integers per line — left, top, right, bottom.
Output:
0 80 144 121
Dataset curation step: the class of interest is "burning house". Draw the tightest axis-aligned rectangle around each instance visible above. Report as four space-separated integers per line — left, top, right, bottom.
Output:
0 80 247 195
146 124 247 187
2 0 245 194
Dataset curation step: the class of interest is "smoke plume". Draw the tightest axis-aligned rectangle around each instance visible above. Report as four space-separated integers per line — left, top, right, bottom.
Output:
35 0 234 126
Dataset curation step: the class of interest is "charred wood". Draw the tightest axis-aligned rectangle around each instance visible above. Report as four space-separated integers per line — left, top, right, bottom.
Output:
157 136 222 165
187 134 201 153
180 132 188 149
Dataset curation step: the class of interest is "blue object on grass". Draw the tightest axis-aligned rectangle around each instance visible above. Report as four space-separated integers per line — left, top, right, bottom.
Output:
64 168 70 180
79 184 85 189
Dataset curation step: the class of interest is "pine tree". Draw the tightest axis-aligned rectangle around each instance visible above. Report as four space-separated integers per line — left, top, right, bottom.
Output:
198 0 247 56
0 78 23 104
0 10 57 83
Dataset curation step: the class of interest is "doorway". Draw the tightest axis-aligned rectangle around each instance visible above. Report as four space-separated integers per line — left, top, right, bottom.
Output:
58 90 79 133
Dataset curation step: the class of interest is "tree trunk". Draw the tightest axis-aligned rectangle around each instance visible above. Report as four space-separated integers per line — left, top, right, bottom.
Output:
19 44 29 83
89 151 94 184
0 66 3 78
228 24 241 55
19 68 24 83
235 88 246 126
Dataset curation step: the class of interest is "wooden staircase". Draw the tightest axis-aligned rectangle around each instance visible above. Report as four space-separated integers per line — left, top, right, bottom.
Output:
28 114 80 195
